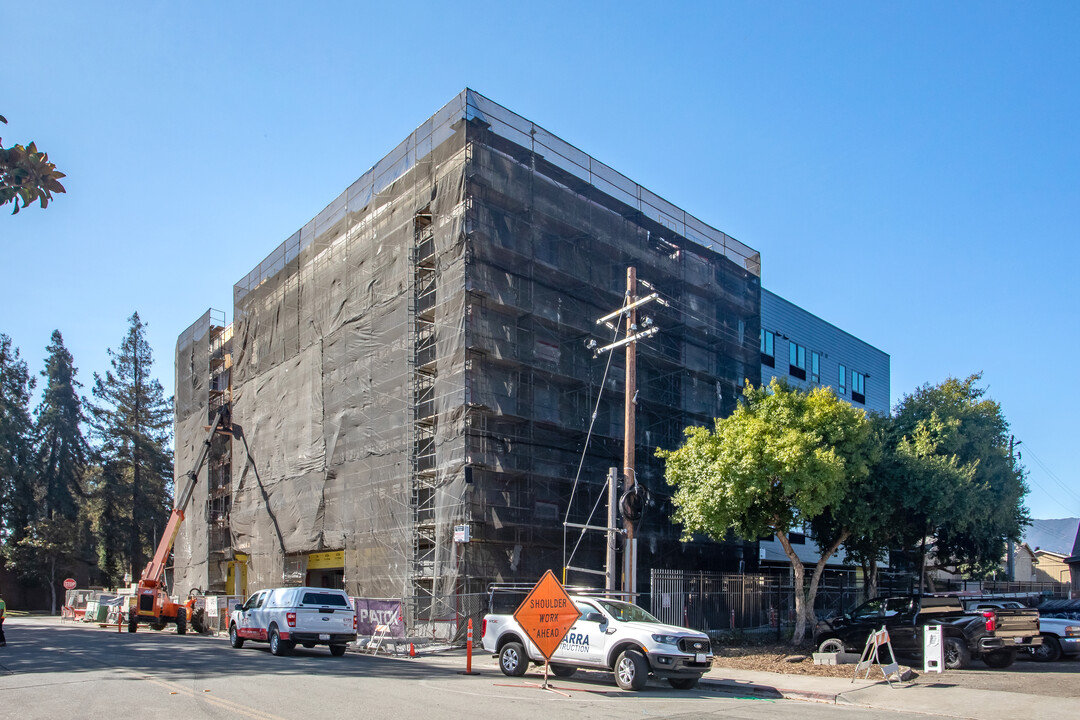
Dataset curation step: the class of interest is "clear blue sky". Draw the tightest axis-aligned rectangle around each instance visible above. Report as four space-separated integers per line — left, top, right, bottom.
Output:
4 2 1077 521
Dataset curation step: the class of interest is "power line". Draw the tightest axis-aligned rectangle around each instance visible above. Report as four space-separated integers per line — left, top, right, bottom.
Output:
1018 441 1080 508
562 303 624 573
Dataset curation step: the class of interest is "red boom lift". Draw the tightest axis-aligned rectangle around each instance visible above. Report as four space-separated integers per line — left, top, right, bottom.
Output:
129 407 229 633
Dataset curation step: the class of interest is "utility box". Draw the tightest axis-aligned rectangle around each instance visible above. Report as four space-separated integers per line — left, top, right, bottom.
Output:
924 624 944 673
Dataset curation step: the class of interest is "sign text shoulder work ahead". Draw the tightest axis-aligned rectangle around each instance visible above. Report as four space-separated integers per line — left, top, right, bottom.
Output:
512 570 582 659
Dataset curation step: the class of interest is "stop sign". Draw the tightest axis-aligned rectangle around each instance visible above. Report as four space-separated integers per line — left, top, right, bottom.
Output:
63 578 77 590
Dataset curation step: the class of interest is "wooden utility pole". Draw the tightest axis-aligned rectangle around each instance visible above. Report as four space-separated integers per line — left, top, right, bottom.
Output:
590 267 658 598
623 267 638 598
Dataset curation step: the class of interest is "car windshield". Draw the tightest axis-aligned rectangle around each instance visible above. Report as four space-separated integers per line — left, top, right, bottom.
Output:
595 600 660 624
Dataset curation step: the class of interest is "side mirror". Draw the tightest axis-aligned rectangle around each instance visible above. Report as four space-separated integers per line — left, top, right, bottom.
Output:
234 604 244 612
585 612 605 623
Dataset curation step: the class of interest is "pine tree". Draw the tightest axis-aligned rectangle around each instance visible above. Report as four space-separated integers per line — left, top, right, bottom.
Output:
34 330 89 521
0 334 35 543
89 313 174 583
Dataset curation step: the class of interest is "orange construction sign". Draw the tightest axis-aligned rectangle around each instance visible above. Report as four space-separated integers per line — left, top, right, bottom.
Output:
513 570 581 659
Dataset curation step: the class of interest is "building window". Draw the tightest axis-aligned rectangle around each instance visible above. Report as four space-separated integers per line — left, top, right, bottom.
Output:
811 351 820 383
838 364 847 395
852 370 866 405
788 341 806 380
760 329 775 368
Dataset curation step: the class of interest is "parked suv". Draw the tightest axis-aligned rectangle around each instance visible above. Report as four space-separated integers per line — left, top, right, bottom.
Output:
229 587 356 657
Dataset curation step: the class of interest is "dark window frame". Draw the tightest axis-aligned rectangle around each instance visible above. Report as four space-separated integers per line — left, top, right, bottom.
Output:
760 329 775 368
788 341 806 380
851 370 866 404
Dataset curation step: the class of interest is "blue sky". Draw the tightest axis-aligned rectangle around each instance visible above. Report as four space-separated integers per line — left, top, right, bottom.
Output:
3 2 1077 521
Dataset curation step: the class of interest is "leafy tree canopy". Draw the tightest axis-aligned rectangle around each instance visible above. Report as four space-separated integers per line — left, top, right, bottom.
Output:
660 379 872 543
659 378 874 642
0 334 36 542
0 115 66 214
890 374 1028 580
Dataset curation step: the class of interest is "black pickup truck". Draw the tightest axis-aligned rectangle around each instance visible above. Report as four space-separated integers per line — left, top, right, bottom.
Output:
813 594 1041 669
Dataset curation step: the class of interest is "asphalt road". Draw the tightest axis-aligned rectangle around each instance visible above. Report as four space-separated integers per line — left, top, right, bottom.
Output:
0 617 1014 720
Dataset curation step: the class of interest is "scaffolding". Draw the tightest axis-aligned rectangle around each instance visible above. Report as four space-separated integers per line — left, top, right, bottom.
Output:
173 309 234 596
175 90 761 628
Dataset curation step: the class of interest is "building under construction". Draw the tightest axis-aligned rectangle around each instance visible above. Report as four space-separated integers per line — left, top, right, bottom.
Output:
173 90 762 625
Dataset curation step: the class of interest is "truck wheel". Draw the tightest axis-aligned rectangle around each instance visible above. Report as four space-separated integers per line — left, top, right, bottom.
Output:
499 641 529 677
329 644 347 657
269 627 293 656
550 664 576 678
614 648 648 691
1032 636 1062 663
229 624 244 648
127 618 138 633
191 610 206 634
669 677 699 690
944 637 969 670
982 650 1015 669
176 614 187 635
817 637 845 654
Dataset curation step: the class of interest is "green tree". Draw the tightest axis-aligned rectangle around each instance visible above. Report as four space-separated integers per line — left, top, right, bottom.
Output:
34 331 89 521
0 334 36 543
658 379 874 643
889 374 1026 588
0 115 66 214
89 313 174 584
84 460 127 585
2 516 77 614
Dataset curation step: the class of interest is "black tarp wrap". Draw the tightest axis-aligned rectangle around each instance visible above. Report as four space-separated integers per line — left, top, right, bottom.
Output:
173 311 213 596
175 90 762 629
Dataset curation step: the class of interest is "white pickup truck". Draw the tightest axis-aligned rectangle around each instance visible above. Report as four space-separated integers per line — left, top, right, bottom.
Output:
229 587 357 657
481 589 712 690
1030 616 1080 662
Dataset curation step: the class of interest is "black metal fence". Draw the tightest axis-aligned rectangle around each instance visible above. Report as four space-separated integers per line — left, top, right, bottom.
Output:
648 568 915 635
647 568 1071 636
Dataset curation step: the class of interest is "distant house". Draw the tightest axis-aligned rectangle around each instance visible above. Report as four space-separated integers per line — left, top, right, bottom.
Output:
1012 543 1038 582
1033 549 1070 584
1067 525 1080 599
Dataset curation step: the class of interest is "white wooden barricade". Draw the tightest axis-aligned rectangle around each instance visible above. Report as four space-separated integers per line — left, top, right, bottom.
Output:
852 626 901 686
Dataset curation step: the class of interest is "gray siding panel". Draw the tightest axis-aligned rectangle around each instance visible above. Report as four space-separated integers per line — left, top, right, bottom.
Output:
760 289 890 415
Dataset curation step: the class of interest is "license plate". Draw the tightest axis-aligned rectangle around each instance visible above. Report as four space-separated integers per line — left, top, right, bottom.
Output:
695 653 707 663
319 634 330 640
1014 637 1023 644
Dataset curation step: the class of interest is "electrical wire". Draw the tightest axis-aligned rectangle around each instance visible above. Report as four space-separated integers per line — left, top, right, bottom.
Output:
562 293 626 576
1018 442 1080 508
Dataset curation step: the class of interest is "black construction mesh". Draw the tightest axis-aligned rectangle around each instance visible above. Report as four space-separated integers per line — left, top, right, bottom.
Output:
174 91 762 626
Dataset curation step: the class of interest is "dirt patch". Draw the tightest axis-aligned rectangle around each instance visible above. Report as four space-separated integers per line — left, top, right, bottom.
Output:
712 643 905 679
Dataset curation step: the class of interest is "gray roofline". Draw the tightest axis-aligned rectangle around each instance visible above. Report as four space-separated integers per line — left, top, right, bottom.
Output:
236 88 762 295
762 287 890 357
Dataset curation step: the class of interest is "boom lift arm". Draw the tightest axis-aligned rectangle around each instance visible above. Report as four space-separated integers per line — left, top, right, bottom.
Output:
132 407 229 630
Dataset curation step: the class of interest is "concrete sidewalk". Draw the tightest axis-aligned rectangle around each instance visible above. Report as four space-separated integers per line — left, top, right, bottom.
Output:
699 665 1077 719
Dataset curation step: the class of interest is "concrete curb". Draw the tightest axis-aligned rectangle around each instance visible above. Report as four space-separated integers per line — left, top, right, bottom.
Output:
699 676 842 704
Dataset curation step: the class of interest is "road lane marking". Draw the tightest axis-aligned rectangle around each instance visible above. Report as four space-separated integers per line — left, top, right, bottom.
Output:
140 675 288 720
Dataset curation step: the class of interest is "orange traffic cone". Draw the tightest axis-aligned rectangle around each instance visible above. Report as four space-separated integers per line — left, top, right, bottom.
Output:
409 643 416 658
